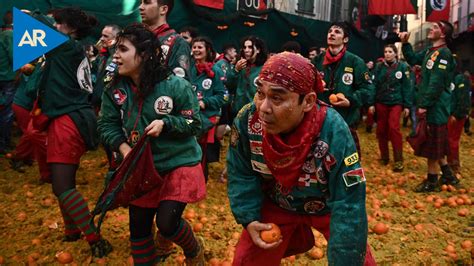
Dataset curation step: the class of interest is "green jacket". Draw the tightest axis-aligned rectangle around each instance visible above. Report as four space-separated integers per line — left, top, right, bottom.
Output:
451 73 471 119
214 58 233 105
373 60 413 108
98 75 202 173
190 62 226 133
226 65 262 116
0 28 15 81
312 50 375 127
227 103 368 265
158 31 191 80
402 43 455 124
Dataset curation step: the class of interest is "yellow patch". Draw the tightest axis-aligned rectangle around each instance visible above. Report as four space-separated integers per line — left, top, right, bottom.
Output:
431 51 439 61
344 67 353 73
438 64 446 70
364 72 370 81
405 71 410 77
459 84 465 88
344 152 359 167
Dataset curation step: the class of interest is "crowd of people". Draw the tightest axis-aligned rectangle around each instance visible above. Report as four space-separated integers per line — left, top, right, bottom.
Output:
0 0 472 265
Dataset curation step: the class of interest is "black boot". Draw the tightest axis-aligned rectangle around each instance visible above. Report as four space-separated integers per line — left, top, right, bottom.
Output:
439 164 460 187
414 174 439 193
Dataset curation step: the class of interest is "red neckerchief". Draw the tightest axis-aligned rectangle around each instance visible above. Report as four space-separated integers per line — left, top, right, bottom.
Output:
196 62 215 78
100 47 108 57
152 24 175 38
429 44 446 52
215 54 225 62
245 63 256 77
323 46 347 66
261 104 327 188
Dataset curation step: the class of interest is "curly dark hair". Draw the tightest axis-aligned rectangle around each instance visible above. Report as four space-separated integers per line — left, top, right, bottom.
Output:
52 7 98 39
328 21 351 38
191 36 216 63
115 23 170 99
239 36 268 66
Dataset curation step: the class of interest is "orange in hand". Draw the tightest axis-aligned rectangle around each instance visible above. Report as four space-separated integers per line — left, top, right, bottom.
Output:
260 223 282 243
336 93 346 99
329 94 338 104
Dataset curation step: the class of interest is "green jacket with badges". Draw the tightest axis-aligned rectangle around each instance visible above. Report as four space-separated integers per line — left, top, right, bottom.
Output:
0 27 15 81
227 103 368 265
214 58 233 106
451 73 471 119
373 60 413 108
98 75 202 173
402 43 455 124
312 50 375 127
226 65 262 116
158 31 191 80
190 62 226 133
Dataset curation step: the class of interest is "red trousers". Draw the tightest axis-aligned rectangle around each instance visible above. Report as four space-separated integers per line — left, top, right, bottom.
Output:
375 103 403 161
447 117 466 171
12 104 50 179
233 201 376 266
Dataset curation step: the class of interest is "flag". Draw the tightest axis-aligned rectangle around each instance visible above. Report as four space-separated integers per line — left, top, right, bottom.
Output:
368 0 417 15
194 0 225 10
426 0 450 22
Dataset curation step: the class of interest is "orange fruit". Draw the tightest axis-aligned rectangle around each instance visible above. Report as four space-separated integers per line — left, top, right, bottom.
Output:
336 92 346 99
372 222 389 235
329 94 338 104
260 223 281 243
56 251 73 264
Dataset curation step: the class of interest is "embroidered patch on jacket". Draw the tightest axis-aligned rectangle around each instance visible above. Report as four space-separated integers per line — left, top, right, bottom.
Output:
251 160 272 174
344 67 353 73
154 96 174 114
426 60 434 70
342 73 353 85
342 168 366 187
316 166 328 184
202 78 213 90
395 71 402 79
297 173 318 187
313 140 329 159
250 140 263 155
438 64 446 70
113 88 127 105
304 200 326 214
323 153 336 172
344 152 359 166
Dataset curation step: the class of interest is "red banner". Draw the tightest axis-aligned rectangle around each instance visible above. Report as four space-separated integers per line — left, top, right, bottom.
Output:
194 0 225 10
426 0 450 22
368 0 417 15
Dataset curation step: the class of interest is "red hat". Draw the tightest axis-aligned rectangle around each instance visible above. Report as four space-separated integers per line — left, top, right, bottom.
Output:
259 52 324 94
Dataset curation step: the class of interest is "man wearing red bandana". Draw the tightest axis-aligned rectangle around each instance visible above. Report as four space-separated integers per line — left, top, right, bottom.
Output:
399 21 458 192
227 52 375 265
312 22 375 157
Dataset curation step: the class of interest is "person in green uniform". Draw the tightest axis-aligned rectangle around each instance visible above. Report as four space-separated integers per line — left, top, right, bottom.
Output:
312 22 374 157
227 52 375 266
98 24 206 265
139 0 191 79
189 36 226 179
227 36 268 118
92 24 121 110
26 8 112 258
448 70 471 174
0 11 15 154
399 20 458 192
368 44 413 171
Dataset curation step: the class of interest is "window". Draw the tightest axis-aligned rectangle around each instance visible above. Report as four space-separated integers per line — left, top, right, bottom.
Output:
297 0 314 14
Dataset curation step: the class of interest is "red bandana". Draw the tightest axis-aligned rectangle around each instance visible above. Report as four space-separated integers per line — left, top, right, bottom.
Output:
258 52 324 94
196 62 215 78
152 24 175 38
323 46 347 66
429 43 447 51
261 105 327 188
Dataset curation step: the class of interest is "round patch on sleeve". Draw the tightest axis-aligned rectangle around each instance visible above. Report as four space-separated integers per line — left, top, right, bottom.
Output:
202 78 213 90
395 71 402 79
342 73 353 85
426 60 434 70
154 96 174 114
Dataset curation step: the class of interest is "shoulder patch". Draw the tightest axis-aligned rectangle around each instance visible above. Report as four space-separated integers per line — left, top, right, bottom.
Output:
342 168 366 187
344 152 359 167
344 67 353 73
438 64 447 70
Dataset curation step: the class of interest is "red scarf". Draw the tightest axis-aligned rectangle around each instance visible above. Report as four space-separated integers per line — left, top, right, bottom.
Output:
429 43 446 51
262 105 327 188
152 24 175 38
196 62 215 78
323 46 347 66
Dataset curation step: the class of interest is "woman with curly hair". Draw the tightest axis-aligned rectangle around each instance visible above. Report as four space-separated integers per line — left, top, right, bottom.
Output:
98 24 206 265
